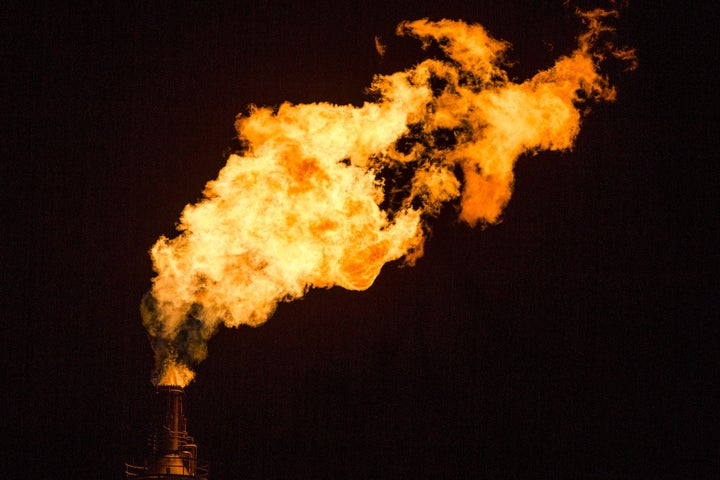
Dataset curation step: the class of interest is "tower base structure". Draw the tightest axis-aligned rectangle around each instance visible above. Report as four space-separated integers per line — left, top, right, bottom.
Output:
125 385 208 479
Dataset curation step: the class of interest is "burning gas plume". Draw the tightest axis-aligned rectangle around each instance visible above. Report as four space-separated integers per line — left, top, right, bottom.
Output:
142 9 634 387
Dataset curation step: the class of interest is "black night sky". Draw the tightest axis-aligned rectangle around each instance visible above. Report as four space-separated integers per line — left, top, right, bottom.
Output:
3 1 717 479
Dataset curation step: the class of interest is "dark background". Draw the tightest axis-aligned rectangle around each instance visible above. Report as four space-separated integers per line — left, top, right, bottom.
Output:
2 1 717 479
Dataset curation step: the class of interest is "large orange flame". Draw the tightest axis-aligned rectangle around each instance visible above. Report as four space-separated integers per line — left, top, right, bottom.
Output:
143 11 634 387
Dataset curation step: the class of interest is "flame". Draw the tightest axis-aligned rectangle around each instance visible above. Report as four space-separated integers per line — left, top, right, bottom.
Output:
143 11 634 386
156 362 195 387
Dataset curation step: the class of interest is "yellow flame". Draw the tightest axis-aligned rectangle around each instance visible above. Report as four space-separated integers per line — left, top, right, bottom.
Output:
156 362 195 387
144 13 634 386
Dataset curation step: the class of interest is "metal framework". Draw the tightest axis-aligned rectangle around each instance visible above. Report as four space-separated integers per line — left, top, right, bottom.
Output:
125 386 208 480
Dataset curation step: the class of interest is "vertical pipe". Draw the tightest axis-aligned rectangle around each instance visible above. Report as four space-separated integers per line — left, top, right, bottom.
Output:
158 385 185 452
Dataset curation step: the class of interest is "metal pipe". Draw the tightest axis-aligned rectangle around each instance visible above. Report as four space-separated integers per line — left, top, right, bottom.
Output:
157 385 185 453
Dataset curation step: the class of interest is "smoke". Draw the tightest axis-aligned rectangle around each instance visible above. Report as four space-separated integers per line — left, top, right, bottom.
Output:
142 11 634 386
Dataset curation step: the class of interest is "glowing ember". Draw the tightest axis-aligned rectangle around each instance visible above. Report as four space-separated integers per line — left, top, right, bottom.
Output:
143 10 634 386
